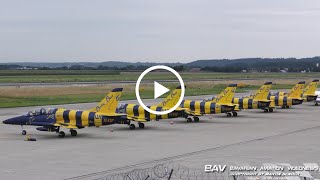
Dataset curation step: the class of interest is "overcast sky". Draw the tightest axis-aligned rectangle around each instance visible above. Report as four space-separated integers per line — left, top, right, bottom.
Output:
0 0 320 63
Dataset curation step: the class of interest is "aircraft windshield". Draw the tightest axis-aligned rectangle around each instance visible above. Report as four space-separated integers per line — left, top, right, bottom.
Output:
117 104 126 113
25 108 55 116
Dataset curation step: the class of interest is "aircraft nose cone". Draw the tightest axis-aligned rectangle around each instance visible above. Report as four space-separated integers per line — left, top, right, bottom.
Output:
2 117 18 125
3 119 11 124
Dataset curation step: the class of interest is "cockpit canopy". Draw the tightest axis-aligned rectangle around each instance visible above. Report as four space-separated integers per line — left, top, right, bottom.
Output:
25 108 56 116
117 104 126 113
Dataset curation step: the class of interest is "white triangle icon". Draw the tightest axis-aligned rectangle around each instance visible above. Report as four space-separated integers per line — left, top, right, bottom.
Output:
154 81 170 99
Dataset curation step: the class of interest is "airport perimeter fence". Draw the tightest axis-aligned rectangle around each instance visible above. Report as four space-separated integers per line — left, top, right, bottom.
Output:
91 161 320 180
94 162 243 180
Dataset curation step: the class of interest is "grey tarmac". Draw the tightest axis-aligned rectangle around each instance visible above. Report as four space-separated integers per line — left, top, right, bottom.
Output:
0 95 319 180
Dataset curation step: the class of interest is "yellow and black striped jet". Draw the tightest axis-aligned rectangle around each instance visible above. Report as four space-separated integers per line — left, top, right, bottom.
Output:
302 80 319 104
269 81 305 109
181 84 237 121
3 88 127 138
117 86 187 129
232 82 272 112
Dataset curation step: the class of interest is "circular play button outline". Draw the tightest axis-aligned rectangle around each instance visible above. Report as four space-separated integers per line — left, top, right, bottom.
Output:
135 65 185 115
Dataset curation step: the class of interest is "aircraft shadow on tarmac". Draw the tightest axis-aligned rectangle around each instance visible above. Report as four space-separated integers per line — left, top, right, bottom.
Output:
5 132 123 140
111 125 184 132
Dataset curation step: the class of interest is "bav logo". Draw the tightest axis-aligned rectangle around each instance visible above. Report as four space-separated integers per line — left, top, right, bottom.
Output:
205 165 227 173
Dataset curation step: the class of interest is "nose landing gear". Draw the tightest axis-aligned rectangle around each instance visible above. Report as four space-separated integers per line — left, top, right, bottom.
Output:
22 130 27 135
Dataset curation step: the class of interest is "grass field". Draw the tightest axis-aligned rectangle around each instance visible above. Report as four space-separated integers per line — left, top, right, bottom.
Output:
0 70 317 108
0 70 320 83
0 81 295 108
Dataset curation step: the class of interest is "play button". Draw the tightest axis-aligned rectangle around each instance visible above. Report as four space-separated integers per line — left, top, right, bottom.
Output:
154 81 170 99
135 65 185 115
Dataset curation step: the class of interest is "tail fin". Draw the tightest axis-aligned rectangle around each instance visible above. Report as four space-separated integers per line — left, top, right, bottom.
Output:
288 81 305 98
303 80 319 95
252 82 272 100
158 86 182 108
89 88 123 113
215 84 237 103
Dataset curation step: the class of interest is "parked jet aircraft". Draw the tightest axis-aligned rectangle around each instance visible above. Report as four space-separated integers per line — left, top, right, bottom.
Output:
233 82 272 112
270 81 305 108
2 88 127 138
245 82 274 112
302 80 319 104
117 86 187 129
181 84 237 120
277 80 319 105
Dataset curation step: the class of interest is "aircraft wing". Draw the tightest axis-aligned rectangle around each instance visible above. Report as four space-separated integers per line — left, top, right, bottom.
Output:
220 103 237 107
98 112 126 116
184 109 202 116
126 116 150 122
162 107 187 111
53 123 78 129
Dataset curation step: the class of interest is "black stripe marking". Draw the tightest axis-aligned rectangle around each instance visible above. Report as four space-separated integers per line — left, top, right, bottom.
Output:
275 97 279 106
210 103 215 114
88 112 95 126
248 99 253 109
133 105 139 117
145 109 150 120
76 111 82 126
63 110 70 123
190 101 195 111
283 97 287 106
200 102 205 113
239 99 243 109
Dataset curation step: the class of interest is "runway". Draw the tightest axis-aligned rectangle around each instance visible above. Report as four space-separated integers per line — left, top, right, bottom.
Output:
0 95 319 180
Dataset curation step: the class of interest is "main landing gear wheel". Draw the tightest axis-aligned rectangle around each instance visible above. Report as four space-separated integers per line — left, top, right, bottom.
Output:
227 113 232 117
58 131 65 138
129 124 136 130
186 117 192 123
138 123 145 129
315 102 319 106
268 108 274 112
232 112 238 117
70 130 77 137
264 108 269 113
193 117 199 122
21 130 27 135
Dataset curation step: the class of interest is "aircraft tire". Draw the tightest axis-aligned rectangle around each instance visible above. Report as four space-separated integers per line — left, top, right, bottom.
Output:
286 106 290 108
227 113 232 117
59 131 65 138
187 118 192 123
129 124 136 130
232 112 238 117
138 123 145 129
315 102 319 106
264 109 269 113
70 130 77 136
269 108 274 112
193 117 199 122
21 130 27 135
